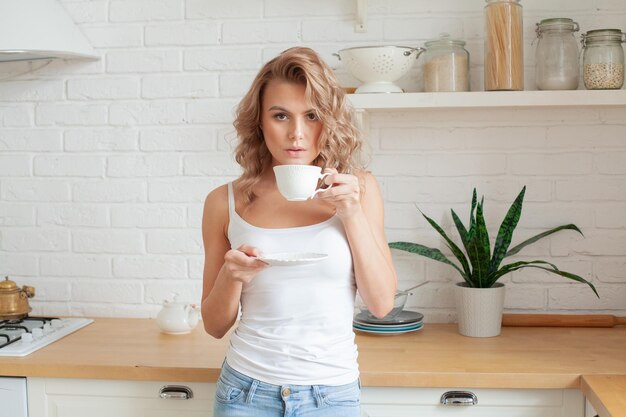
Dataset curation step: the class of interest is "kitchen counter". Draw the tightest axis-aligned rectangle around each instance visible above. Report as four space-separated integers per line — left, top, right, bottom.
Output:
1 319 625 417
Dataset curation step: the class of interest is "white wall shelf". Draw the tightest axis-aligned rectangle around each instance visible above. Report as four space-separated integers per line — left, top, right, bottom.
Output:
347 90 626 111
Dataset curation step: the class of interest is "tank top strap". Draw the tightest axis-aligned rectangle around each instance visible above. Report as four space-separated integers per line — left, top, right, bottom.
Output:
227 182 236 218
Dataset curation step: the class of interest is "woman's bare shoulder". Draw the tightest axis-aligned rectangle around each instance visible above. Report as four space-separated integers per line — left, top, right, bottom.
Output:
203 183 230 225
204 183 228 205
353 169 381 193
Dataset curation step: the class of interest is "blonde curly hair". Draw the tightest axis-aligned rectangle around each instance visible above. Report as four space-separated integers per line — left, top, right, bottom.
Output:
233 47 363 204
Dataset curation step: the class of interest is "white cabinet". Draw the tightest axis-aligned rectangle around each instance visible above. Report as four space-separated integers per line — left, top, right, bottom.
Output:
361 387 585 417
585 399 598 417
27 378 589 417
26 378 215 417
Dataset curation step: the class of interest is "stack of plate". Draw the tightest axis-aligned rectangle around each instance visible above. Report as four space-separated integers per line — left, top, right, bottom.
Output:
353 311 424 335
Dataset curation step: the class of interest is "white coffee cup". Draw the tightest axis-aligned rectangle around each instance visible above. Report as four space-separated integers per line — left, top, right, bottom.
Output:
273 165 333 201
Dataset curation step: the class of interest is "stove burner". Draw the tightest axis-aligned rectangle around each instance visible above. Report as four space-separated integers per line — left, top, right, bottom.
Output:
0 316 92 357
0 317 56 349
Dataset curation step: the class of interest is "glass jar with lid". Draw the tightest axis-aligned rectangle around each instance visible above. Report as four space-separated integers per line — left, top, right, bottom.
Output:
581 29 625 89
423 33 470 92
484 0 524 91
535 18 580 90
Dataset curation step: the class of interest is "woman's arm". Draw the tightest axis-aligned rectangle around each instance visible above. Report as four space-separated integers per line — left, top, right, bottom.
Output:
200 185 267 339
317 170 397 318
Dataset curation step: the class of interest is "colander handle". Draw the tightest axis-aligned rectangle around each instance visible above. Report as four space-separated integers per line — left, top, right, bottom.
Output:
404 47 426 58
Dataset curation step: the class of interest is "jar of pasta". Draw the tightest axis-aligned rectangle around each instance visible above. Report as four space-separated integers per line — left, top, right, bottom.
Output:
581 29 625 89
535 18 580 90
423 34 470 92
484 0 524 91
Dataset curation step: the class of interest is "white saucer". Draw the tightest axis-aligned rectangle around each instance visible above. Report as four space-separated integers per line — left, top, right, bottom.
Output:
257 252 328 266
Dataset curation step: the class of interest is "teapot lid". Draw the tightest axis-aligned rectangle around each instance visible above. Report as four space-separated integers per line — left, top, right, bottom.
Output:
163 294 187 307
0 276 18 292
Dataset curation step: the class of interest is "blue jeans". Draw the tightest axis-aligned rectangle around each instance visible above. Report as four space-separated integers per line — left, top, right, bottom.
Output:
213 361 361 417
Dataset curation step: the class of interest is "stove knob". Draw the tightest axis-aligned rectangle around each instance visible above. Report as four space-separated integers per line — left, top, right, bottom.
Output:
43 323 53 334
31 328 43 339
21 333 34 344
51 319 64 329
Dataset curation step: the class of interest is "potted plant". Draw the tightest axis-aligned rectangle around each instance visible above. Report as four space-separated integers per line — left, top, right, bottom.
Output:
389 186 598 337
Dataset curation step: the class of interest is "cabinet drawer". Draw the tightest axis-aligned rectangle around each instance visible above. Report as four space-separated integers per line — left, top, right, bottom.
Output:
361 387 584 417
27 378 215 417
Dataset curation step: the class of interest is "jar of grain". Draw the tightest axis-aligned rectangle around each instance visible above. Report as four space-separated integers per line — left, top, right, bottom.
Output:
423 34 470 92
581 29 625 89
484 0 524 91
535 18 580 90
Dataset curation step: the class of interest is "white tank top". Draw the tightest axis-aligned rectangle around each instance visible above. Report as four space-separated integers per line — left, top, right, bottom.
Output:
225 182 359 385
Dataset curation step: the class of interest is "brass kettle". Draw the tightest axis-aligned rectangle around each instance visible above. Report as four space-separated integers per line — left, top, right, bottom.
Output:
0 276 35 320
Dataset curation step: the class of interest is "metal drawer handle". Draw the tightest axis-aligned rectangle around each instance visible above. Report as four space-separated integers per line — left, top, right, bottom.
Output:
159 385 194 400
440 390 478 406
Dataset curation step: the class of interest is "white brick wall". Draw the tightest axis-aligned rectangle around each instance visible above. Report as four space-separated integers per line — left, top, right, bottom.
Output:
0 0 624 320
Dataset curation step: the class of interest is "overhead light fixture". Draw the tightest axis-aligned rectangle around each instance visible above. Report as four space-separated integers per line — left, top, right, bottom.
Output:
0 0 99 63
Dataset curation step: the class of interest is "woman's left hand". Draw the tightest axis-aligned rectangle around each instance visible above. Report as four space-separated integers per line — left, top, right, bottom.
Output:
314 168 362 219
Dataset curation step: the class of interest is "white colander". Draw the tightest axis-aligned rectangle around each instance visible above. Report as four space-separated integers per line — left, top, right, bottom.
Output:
335 45 425 93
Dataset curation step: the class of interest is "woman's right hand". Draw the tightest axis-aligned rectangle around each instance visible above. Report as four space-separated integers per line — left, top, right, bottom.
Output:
222 244 268 284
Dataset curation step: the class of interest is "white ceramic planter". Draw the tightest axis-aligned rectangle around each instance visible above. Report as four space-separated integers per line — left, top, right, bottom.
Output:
455 282 505 337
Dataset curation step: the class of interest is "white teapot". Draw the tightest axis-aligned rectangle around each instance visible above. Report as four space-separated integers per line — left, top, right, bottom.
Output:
156 297 200 335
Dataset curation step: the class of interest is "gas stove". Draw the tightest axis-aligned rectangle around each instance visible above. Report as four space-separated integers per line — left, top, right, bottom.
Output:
0 316 93 357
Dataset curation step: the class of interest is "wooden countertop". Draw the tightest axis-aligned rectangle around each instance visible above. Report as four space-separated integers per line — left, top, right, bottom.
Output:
1 319 625 417
582 375 626 417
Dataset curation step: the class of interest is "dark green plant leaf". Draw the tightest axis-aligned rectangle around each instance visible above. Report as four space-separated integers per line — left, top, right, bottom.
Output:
548 269 599 298
468 188 477 238
505 224 584 257
489 259 562 285
488 260 598 297
451 209 470 251
388 241 469 282
418 210 471 278
490 186 525 274
466 198 491 287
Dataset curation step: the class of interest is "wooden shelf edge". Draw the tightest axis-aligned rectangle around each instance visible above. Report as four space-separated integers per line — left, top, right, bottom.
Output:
347 90 626 110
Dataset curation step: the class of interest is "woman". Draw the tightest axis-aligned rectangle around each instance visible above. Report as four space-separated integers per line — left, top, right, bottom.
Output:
201 47 397 416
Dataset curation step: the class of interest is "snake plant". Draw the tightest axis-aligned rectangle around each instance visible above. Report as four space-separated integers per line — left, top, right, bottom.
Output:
389 186 598 297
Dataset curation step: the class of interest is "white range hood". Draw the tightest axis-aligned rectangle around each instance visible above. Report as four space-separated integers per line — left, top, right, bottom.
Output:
0 0 98 62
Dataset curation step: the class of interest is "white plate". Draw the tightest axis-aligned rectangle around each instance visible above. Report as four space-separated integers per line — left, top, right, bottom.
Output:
257 252 328 266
